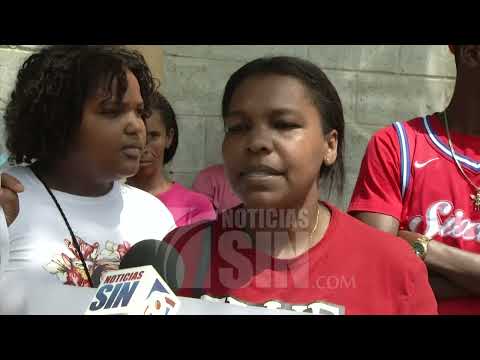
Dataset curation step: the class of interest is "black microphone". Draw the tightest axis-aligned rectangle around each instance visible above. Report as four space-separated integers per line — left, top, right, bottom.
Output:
119 239 185 293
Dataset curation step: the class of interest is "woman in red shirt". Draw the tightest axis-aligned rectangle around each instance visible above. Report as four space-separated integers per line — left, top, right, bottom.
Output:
164 56 437 315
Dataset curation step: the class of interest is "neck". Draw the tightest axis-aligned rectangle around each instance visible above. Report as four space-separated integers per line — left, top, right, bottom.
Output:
127 165 172 195
32 162 114 197
445 81 480 136
245 192 330 260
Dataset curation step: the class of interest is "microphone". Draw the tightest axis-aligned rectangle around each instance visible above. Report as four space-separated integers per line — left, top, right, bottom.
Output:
85 240 184 315
119 239 185 292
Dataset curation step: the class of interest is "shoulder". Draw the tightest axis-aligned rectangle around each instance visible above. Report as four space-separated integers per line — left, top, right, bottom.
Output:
370 116 424 142
329 205 420 267
163 205 238 245
118 183 176 235
120 182 167 208
196 164 225 181
172 183 214 208
331 208 435 313
120 182 158 202
5 166 37 188
120 183 174 217
4 166 43 203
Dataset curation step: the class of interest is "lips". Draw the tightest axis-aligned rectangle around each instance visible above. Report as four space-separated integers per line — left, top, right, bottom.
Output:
122 144 143 158
139 159 154 166
239 165 284 178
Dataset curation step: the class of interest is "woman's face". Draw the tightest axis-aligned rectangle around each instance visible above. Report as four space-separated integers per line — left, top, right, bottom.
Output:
222 74 338 209
138 111 174 173
71 70 147 181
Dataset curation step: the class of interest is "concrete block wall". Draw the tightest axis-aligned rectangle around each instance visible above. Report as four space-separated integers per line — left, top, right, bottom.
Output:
0 45 456 210
160 45 456 209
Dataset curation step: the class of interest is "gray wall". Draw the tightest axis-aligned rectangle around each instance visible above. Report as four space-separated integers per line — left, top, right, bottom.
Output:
160 45 456 209
0 45 456 209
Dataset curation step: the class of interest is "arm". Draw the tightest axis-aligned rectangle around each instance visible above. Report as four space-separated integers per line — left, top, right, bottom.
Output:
353 212 472 299
353 211 400 235
0 172 23 274
348 127 471 300
0 172 23 226
398 230 480 300
399 230 480 297
428 272 472 300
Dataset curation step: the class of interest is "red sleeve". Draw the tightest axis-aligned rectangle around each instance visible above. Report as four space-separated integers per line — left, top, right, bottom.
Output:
348 125 404 221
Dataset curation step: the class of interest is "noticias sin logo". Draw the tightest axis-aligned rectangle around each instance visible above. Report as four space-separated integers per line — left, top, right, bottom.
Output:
85 266 181 315
88 271 144 312
143 279 178 315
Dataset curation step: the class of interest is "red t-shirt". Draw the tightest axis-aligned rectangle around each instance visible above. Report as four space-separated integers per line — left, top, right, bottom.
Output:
349 113 480 314
164 202 437 315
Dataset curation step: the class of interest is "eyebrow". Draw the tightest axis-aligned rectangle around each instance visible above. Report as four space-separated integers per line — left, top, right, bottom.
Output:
225 108 302 118
98 98 144 108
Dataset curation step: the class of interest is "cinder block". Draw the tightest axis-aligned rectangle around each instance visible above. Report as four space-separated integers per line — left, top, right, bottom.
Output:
356 72 454 127
170 171 197 189
399 45 456 78
0 108 5 153
161 56 240 116
343 123 380 173
0 48 32 105
320 123 379 210
170 115 205 172
323 69 356 124
127 45 165 83
0 45 44 50
161 45 308 61
204 116 225 167
308 45 401 73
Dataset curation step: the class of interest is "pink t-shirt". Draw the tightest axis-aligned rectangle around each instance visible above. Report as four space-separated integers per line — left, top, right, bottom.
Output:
157 183 216 227
192 164 242 214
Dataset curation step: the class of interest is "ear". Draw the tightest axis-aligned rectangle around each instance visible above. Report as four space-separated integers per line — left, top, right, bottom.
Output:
323 129 338 167
458 45 480 69
166 128 175 149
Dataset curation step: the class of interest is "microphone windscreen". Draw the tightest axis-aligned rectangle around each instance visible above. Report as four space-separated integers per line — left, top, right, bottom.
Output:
120 240 184 292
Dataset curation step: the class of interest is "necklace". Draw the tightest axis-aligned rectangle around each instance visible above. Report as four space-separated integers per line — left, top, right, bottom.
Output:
443 111 480 211
309 203 321 243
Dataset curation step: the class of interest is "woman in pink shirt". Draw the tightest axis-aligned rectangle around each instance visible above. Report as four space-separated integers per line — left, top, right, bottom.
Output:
192 164 242 214
128 92 216 227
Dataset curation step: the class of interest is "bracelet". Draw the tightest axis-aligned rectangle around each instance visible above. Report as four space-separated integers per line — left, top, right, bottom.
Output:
412 235 432 260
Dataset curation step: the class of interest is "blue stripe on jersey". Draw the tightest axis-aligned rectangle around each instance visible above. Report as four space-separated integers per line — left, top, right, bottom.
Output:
423 116 480 173
393 121 410 199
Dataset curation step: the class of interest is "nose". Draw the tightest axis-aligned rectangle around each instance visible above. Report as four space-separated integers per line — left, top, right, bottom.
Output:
246 125 273 155
125 111 146 144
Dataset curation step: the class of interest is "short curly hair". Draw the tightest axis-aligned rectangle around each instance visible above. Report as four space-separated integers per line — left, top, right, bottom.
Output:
4 45 157 165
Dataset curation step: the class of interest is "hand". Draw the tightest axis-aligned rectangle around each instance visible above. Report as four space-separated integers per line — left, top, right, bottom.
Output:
0 173 24 226
398 230 423 246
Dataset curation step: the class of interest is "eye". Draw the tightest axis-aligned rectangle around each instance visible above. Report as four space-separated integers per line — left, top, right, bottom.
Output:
100 107 122 117
273 119 301 130
148 132 161 139
225 122 250 134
